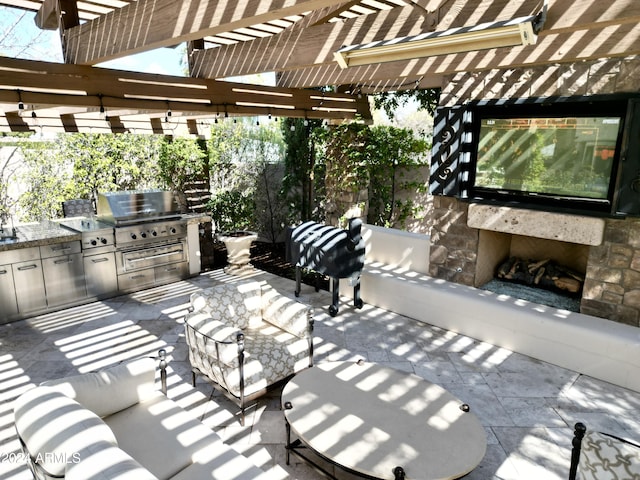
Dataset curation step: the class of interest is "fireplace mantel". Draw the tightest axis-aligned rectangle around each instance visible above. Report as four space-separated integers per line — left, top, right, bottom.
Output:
467 204 605 246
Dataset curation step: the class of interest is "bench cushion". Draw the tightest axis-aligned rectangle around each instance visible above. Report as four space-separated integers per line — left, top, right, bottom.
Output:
66 440 159 480
103 391 227 479
41 357 157 418
13 386 118 477
168 445 271 480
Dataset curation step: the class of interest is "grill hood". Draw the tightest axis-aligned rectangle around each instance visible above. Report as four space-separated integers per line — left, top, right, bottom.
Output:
97 190 180 225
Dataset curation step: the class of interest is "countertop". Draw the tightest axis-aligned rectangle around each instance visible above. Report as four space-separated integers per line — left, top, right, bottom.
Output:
0 213 211 253
0 220 81 253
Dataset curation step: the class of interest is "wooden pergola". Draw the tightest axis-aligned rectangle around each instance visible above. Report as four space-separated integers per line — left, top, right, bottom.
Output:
1 0 639 133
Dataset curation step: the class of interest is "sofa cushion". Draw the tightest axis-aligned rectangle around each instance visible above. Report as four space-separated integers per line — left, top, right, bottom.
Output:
41 357 157 418
168 447 271 480
13 386 118 478
103 391 228 479
66 440 159 480
190 281 262 329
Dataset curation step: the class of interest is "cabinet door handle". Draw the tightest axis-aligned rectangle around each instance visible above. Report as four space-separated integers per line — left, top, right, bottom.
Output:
0 269 7 274
17 264 38 271
54 258 73 265
52 245 72 252
91 258 109 263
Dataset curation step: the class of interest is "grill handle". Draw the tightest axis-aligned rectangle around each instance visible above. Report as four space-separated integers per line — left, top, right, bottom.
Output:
128 249 183 263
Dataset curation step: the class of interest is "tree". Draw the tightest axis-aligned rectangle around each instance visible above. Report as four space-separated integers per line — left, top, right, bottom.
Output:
373 88 441 118
0 7 62 60
314 123 430 229
365 126 429 227
17 138 69 221
281 118 323 223
12 133 164 222
157 136 207 211
62 133 162 202
206 119 287 239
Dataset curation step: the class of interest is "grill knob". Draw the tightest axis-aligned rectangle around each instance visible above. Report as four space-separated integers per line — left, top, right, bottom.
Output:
90 239 98 246
170 227 177 234
101 237 108 245
130 233 137 240
152 230 158 236
141 232 147 238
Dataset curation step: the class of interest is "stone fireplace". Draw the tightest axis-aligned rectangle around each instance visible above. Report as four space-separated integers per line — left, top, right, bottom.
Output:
468 204 601 298
429 196 640 327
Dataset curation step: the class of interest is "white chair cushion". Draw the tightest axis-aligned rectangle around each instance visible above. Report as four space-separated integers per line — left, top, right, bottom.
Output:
190 281 262 329
190 324 310 398
41 357 157 418
103 391 227 479
260 285 311 337
13 386 118 478
579 431 640 480
185 312 241 366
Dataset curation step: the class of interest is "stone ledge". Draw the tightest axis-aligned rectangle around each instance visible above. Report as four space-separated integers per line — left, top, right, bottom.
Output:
467 203 605 246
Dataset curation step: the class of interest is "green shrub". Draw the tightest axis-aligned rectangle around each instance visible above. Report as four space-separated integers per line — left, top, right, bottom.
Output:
206 190 255 234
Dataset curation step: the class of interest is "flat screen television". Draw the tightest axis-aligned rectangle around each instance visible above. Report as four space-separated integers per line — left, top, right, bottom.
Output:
467 96 634 215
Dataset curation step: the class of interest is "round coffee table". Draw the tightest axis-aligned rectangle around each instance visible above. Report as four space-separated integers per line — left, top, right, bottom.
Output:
282 361 487 480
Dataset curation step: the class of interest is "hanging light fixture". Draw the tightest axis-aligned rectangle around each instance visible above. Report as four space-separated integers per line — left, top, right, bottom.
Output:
165 101 172 123
17 90 24 113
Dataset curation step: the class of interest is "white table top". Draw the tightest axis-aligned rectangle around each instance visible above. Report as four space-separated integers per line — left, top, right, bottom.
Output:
282 361 487 480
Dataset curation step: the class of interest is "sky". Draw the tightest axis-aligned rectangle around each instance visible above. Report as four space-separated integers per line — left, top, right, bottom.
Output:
0 6 186 76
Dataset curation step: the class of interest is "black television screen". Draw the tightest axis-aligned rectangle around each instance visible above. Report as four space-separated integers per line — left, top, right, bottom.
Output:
475 115 623 201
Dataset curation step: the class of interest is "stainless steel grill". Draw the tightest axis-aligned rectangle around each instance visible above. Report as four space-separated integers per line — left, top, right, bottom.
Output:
96 190 190 292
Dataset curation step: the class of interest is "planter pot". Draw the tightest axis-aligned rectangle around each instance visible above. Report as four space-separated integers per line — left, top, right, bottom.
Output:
217 231 258 275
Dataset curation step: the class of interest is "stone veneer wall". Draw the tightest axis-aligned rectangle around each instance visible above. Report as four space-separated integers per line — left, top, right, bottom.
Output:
428 55 640 325
582 218 640 326
428 196 478 287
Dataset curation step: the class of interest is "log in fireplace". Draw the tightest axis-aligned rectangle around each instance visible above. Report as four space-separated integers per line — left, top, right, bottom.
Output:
495 257 584 295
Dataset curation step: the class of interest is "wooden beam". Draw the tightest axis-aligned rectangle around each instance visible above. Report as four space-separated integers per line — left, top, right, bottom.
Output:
190 4 431 79
0 57 371 120
276 20 640 91
63 0 351 65
192 0 541 79
194 0 639 90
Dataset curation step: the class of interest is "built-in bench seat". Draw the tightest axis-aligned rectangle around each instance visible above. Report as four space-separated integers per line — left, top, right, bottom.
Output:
340 224 640 394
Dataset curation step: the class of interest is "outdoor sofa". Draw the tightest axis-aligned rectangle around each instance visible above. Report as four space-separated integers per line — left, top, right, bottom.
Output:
13 351 273 480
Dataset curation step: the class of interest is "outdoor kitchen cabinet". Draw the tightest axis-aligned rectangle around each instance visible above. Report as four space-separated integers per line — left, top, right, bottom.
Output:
40 241 87 307
83 250 118 298
10 247 47 314
0 262 19 322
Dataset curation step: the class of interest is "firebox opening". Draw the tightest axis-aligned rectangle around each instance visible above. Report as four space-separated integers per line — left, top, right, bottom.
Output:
476 230 589 312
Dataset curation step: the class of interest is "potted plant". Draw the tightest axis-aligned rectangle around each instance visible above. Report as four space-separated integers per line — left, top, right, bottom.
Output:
206 190 257 274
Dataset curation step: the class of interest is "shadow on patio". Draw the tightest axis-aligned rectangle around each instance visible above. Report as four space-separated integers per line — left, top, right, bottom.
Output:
1 269 639 480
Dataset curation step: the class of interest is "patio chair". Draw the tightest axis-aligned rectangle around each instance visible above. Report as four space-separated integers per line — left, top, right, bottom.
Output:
184 280 314 425
569 422 640 480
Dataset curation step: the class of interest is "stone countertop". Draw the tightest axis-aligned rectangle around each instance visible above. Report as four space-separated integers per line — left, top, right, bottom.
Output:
183 213 211 224
0 213 210 253
0 220 81 253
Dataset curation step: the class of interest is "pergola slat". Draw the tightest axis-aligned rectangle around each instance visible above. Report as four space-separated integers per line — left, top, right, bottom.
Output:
63 0 354 65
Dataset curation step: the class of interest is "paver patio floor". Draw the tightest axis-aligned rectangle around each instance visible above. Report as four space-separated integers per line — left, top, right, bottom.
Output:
1 269 639 479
